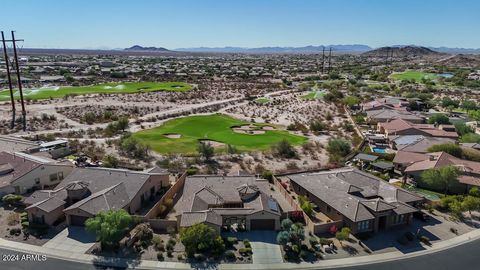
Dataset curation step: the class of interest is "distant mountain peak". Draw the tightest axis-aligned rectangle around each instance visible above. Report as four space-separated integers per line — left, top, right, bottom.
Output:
174 44 372 54
362 45 442 57
125 45 170 52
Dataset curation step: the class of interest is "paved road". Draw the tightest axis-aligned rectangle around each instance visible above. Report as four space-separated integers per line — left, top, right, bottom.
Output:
1 238 480 270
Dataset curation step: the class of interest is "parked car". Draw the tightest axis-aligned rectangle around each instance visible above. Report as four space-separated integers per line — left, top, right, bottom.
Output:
413 211 430 222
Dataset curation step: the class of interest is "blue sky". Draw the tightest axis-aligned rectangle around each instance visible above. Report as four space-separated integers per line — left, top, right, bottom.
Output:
2 0 480 49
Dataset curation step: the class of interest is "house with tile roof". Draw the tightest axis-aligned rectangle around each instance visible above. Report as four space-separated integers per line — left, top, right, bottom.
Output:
175 175 282 232
378 118 458 139
24 167 170 226
0 151 74 196
403 152 480 194
287 168 423 234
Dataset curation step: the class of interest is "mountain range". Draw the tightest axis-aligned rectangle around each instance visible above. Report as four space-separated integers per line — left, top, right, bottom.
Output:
122 44 480 55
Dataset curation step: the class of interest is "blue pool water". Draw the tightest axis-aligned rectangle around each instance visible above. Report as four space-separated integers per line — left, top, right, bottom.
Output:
372 147 386 153
436 73 453 78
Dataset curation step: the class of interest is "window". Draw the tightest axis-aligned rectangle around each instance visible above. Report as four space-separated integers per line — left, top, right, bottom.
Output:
49 173 58 182
58 172 64 180
35 178 40 184
357 220 370 232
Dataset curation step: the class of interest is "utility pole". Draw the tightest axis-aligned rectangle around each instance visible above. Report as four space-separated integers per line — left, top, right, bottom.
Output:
321 46 325 74
328 47 332 73
10 31 26 131
1 31 15 128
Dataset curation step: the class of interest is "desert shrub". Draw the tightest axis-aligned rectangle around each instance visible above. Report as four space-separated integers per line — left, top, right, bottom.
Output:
239 247 252 255
225 250 236 259
157 252 164 261
7 213 20 226
319 238 333 246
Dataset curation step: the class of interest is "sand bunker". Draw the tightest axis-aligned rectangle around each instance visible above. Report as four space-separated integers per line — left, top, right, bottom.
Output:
199 139 226 148
232 124 275 134
164 133 181 139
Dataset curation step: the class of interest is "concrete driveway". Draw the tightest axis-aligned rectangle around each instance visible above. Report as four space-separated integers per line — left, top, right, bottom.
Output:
42 226 96 253
224 231 283 264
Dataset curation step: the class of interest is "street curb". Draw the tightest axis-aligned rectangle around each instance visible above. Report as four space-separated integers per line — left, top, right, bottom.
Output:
1 228 480 269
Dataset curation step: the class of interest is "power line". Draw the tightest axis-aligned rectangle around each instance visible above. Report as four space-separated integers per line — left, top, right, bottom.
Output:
1 30 26 131
1 31 15 128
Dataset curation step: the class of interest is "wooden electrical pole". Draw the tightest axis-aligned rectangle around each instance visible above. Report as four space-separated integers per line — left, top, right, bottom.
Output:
1 31 16 128
328 47 332 73
321 46 325 74
10 31 26 131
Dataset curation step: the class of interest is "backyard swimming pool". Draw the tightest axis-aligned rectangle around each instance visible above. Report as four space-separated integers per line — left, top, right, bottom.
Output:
372 147 386 153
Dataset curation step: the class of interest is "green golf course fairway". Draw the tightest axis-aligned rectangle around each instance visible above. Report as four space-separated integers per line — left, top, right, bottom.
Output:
390 71 437 82
133 114 307 154
0 82 192 101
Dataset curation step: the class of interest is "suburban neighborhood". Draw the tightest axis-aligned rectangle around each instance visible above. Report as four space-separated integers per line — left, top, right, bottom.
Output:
2 0 480 269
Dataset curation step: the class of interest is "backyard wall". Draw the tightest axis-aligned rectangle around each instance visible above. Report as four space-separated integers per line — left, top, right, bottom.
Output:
144 172 187 219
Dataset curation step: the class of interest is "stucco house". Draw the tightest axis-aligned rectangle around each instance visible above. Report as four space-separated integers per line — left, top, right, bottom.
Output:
175 175 282 232
24 167 170 226
0 151 74 196
378 118 458 140
287 168 423 234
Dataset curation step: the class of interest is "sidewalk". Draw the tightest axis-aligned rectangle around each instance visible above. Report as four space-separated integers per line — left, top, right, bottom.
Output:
1 228 480 270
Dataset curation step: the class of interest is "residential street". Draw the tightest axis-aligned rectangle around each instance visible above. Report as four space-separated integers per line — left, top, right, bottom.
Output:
1 237 480 270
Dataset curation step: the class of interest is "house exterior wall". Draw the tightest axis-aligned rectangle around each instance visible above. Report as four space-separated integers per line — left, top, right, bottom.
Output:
27 206 64 226
12 164 74 195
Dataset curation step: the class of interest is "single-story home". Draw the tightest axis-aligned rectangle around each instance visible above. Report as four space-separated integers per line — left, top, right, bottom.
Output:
0 151 74 196
175 175 282 232
24 167 170 226
378 118 458 140
287 168 423 234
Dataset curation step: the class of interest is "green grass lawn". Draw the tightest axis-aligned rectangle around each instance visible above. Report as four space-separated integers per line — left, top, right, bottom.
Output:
133 114 307 154
255 98 271 104
301 90 326 100
390 71 437 82
0 81 192 101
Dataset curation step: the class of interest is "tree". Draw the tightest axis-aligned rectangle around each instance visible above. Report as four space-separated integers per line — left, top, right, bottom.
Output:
460 133 480 144
2 194 23 206
427 114 450 125
102 154 119 168
462 196 480 215
179 223 224 257
262 170 273 182
441 97 459 109
427 143 462 158
421 166 460 195
335 227 351 246
273 139 297 158
454 122 475 136
116 117 129 132
469 187 480 198
197 141 214 161
85 209 132 249
298 195 315 217
119 134 150 160
461 100 477 111
343 96 360 108
327 138 351 158
277 219 305 250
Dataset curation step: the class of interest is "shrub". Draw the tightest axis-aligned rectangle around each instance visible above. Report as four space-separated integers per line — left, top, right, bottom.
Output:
2 194 23 206
157 252 164 261
21 221 29 227
152 235 163 250
177 254 183 260
450 227 459 235
319 238 333 246
9 228 21 236
262 170 273 182
405 232 415 241
167 250 173 257
300 250 309 260
238 248 252 255
225 250 235 259
226 237 238 247
243 239 251 248
418 235 430 245
194 253 205 261
309 237 319 247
